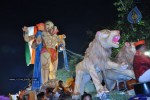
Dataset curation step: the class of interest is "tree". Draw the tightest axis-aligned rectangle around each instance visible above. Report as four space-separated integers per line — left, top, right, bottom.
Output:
113 0 150 56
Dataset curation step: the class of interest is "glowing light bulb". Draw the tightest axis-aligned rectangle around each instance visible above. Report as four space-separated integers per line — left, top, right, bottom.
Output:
144 51 150 57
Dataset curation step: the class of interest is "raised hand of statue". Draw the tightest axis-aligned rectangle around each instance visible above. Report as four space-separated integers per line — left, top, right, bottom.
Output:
62 34 66 39
22 26 29 42
22 26 35 42
58 34 66 49
22 26 28 33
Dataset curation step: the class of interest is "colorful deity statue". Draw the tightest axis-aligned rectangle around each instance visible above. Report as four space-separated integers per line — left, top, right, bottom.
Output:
40 21 65 83
22 20 66 89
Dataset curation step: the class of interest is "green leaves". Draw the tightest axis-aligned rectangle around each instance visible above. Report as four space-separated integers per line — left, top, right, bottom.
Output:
138 21 145 26
117 7 124 11
56 68 72 82
56 55 83 82
113 0 150 47
114 1 122 6
118 13 124 18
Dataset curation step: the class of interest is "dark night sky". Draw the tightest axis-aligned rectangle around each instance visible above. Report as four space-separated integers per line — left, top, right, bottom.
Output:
0 0 117 95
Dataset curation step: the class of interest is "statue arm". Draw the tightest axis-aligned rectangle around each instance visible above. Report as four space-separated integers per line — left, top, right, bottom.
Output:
31 32 42 49
58 34 66 46
22 26 35 42
31 41 37 49
60 39 65 46
23 34 35 42
57 34 66 49
106 60 128 70
106 60 121 70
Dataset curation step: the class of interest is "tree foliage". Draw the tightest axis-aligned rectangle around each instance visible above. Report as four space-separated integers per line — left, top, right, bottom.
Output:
56 55 83 82
112 0 150 56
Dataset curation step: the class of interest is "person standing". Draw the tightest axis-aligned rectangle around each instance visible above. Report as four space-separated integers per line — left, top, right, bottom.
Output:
133 40 150 83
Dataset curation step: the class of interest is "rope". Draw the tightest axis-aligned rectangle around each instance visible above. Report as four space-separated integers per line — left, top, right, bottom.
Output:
66 49 84 58
66 51 73 58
